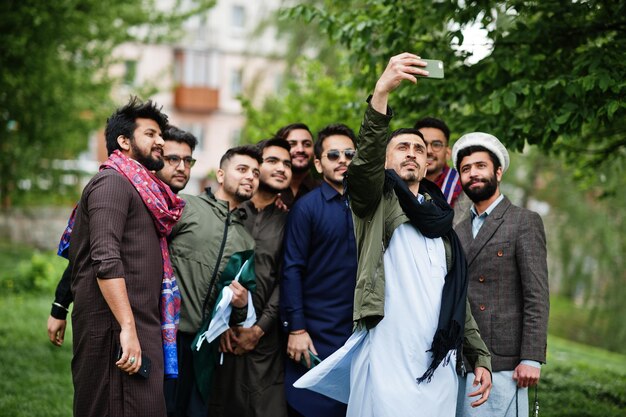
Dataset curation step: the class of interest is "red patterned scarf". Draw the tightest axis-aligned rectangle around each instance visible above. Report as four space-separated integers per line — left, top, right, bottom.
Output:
101 150 185 377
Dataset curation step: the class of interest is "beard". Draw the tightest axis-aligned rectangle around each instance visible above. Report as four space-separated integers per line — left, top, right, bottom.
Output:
233 187 254 203
291 158 311 174
131 142 164 171
398 161 423 185
258 179 288 195
462 175 498 203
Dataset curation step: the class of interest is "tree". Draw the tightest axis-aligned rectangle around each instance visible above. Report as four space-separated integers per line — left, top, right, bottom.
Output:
0 0 214 207
242 58 363 143
286 0 625 190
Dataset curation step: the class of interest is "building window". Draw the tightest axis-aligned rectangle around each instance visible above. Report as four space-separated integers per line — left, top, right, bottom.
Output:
231 5 245 29
230 69 243 97
176 51 211 87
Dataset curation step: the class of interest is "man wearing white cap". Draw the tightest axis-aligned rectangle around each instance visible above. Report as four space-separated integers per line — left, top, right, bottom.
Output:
452 133 549 417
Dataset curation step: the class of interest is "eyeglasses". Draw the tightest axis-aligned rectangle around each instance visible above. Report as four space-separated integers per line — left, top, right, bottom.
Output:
162 155 196 168
425 140 445 152
322 149 356 162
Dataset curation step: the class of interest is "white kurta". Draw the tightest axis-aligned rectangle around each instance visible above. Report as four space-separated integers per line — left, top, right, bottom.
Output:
295 223 458 417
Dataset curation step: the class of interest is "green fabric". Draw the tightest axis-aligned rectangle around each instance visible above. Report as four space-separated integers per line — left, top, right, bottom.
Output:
192 249 256 402
348 103 491 373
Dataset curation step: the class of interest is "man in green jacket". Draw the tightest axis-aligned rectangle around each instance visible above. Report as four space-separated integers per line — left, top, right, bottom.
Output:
168 145 261 417
295 53 491 417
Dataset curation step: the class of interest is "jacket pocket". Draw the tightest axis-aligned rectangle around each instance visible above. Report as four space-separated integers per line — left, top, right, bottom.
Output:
491 313 521 357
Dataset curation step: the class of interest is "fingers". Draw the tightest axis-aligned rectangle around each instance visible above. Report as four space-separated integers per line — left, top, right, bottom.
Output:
116 330 141 374
219 330 236 353
116 349 142 374
287 332 314 367
381 52 428 85
47 317 67 347
513 364 541 388
220 328 237 353
229 282 248 308
468 367 492 407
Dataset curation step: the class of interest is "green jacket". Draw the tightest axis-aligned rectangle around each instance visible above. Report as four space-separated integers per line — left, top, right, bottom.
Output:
347 103 491 373
169 189 255 334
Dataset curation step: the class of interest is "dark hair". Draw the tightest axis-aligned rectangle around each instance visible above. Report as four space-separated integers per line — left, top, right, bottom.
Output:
256 137 291 155
219 145 263 168
314 124 357 159
163 125 198 151
455 145 501 173
387 128 425 145
104 96 169 155
414 117 450 144
275 123 312 140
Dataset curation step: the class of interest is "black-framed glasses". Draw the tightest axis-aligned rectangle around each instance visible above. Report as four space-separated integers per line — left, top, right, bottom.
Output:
323 149 356 162
162 155 196 168
426 140 445 152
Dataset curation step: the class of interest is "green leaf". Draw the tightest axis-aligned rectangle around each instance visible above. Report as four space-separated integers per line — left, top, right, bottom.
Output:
503 90 517 109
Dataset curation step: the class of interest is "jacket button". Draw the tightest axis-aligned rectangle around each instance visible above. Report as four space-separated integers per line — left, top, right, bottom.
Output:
283 321 289 327
497 250 504 257
478 276 485 283
479 304 486 311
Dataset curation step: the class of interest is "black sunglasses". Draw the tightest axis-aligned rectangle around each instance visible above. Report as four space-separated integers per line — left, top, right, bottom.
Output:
323 149 356 162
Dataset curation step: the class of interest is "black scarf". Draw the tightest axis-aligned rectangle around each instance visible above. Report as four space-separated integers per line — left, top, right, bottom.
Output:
385 170 468 383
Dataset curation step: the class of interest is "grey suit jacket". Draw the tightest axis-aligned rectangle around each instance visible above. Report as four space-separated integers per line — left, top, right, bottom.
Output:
456 196 549 372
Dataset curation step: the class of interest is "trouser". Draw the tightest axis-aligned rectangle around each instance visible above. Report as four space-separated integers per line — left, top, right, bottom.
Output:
171 331 210 417
456 371 529 417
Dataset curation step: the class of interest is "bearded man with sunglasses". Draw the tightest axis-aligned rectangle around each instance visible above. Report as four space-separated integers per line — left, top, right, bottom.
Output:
280 124 359 417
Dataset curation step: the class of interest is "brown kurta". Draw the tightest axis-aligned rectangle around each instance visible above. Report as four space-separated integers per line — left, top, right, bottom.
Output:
70 169 166 417
208 201 288 417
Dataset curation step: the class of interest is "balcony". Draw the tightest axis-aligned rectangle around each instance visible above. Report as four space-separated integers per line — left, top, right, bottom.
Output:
174 85 219 113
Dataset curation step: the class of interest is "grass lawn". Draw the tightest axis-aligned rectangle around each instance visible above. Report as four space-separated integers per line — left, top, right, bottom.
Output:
1 292 625 416
0 294 73 416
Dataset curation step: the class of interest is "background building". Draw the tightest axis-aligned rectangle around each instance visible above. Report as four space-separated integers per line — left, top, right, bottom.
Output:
97 0 287 194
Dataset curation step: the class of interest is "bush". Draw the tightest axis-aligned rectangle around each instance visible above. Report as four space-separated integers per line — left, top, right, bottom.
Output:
538 336 626 417
0 251 66 294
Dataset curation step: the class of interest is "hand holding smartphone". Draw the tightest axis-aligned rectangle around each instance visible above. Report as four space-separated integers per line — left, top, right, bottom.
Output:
300 349 322 369
116 346 152 378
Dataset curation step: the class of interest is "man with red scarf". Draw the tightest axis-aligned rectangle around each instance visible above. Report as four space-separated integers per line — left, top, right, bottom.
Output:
69 97 185 417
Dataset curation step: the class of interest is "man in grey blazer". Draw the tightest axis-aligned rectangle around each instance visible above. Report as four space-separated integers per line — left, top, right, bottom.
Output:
452 133 549 417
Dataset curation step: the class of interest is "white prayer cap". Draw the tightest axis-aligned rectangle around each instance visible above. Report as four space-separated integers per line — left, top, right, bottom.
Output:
452 132 510 173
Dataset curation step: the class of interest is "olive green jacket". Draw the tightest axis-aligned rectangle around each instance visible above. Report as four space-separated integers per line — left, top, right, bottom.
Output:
347 103 491 373
169 189 255 334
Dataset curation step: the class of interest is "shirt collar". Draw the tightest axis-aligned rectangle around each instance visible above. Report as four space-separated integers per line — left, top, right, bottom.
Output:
320 180 342 201
470 193 504 219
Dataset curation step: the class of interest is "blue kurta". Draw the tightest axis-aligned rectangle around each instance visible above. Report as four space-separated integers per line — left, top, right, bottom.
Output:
280 181 358 417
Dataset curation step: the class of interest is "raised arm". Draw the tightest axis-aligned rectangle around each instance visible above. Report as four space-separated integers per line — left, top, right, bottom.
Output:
348 53 428 217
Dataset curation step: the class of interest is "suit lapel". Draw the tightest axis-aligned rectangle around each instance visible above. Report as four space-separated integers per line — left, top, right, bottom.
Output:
466 197 511 266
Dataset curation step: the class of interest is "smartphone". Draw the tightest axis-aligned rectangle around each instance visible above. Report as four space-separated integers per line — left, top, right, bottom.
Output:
300 350 322 369
420 59 444 79
116 346 152 379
